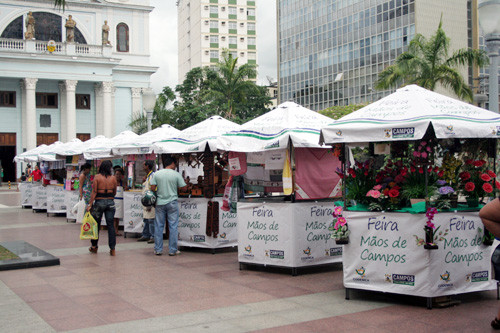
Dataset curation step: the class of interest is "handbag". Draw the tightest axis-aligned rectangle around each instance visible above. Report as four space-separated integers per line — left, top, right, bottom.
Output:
80 212 98 240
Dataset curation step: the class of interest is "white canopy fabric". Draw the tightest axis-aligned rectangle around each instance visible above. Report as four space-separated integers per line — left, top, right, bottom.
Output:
153 116 240 153
39 138 82 162
320 85 500 144
84 131 139 160
23 141 64 162
55 135 107 158
112 124 180 155
217 101 334 152
14 144 48 163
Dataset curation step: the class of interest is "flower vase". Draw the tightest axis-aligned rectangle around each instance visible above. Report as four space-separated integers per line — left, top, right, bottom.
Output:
466 197 479 208
483 228 495 246
335 237 349 245
423 226 438 250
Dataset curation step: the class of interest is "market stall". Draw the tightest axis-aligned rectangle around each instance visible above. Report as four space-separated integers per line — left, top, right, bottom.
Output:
112 124 180 237
153 116 241 251
15 144 48 208
218 102 343 274
320 85 500 307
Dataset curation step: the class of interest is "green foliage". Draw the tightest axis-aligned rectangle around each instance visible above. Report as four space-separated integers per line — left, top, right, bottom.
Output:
375 19 488 102
54 0 66 10
318 104 367 120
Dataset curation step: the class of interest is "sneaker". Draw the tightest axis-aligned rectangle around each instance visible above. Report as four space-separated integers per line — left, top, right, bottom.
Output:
154 251 162 256
147 238 154 244
168 250 181 256
137 236 148 242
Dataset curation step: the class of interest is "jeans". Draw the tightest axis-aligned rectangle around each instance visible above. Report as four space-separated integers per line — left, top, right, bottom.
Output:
142 218 155 239
154 200 179 254
90 199 116 250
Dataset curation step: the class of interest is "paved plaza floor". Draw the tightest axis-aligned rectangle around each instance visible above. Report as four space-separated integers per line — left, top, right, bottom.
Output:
0 186 498 332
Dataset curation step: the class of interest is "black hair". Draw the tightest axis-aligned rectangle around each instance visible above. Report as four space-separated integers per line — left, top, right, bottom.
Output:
114 167 125 175
162 155 176 168
98 160 113 177
144 160 155 171
113 165 121 170
80 162 92 172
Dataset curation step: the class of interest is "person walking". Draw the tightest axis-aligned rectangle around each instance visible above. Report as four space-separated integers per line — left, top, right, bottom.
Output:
137 160 156 243
113 167 128 236
79 163 92 206
150 155 187 256
479 197 500 329
87 160 118 256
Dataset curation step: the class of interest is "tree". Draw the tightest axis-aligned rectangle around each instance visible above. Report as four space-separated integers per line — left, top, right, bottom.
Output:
54 0 66 10
206 52 270 119
129 87 176 134
319 104 367 120
375 20 488 102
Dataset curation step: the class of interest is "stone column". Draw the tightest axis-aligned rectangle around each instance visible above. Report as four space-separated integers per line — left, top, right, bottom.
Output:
19 81 26 151
24 78 38 150
65 80 78 141
59 83 67 142
131 87 142 119
94 83 103 136
101 81 114 138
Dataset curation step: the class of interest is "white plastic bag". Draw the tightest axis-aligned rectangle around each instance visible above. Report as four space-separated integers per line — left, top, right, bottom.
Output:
72 199 86 223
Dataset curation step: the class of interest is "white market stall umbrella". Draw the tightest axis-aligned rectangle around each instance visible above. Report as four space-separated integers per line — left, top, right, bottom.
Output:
112 124 180 155
84 131 139 160
56 135 108 158
320 84 500 145
217 101 333 152
153 116 241 154
39 138 82 162
23 141 64 162
14 144 48 163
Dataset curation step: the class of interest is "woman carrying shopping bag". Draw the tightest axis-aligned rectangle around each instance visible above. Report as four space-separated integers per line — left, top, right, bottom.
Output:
87 160 118 256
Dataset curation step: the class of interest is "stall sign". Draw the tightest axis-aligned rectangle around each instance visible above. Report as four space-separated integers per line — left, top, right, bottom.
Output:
123 192 143 233
343 211 496 297
33 185 47 209
47 186 66 213
66 190 79 220
20 183 34 206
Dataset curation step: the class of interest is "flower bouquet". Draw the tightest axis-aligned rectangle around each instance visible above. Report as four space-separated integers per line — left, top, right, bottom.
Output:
459 159 499 207
365 159 404 211
435 180 456 210
329 206 349 244
338 159 376 206
423 207 438 250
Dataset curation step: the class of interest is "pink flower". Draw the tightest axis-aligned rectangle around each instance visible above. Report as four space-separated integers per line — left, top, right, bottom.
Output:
480 173 491 182
373 185 382 190
366 190 381 198
337 217 346 226
413 151 420 157
426 222 435 229
421 141 427 146
426 146 431 152
421 152 428 159
334 206 343 216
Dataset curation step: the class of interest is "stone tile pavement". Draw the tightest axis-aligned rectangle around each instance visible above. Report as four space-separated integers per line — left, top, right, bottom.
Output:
0 188 498 332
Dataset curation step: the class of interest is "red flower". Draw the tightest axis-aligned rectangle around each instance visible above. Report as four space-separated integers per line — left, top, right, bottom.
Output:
438 171 444 178
465 159 473 165
410 166 416 173
465 182 475 192
364 171 368 176
434 166 439 172
480 173 492 182
496 181 500 189
388 188 400 198
418 167 424 174
483 183 494 193
473 160 486 167
383 188 389 196
395 175 404 183
488 170 497 178
460 172 471 180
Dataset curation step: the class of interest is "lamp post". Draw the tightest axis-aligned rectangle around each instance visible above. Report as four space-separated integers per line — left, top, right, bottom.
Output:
142 88 156 131
478 0 500 113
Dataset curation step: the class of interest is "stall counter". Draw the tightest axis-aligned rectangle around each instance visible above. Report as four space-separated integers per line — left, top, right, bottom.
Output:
65 190 79 221
237 200 343 274
32 184 47 211
46 185 66 214
19 182 34 208
342 211 496 307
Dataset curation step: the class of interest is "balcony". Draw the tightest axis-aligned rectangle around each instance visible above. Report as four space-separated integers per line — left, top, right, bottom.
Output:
0 38 113 58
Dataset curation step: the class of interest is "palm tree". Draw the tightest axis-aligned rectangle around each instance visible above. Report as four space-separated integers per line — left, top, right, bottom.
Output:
207 52 259 118
375 20 488 102
129 87 176 134
54 0 66 10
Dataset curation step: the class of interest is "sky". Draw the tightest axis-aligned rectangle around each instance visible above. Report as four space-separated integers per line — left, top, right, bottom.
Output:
149 0 277 93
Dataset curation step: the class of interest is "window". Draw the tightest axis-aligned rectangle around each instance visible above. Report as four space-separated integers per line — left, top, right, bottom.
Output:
116 23 129 52
228 21 237 30
76 94 90 109
210 50 219 59
247 8 256 16
36 93 58 108
0 91 15 107
248 52 256 60
229 7 237 15
229 51 237 58
248 37 256 46
210 21 218 29
210 35 219 43
248 22 256 31
229 36 237 44
210 6 218 14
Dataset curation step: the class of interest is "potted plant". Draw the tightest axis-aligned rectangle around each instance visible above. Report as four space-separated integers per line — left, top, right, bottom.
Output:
459 159 499 207
339 159 376 206
423 207 439 250
435 180 456 210
329 206 349 244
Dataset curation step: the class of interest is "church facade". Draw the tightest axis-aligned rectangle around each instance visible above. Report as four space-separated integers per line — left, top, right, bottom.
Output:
0 0 157 180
